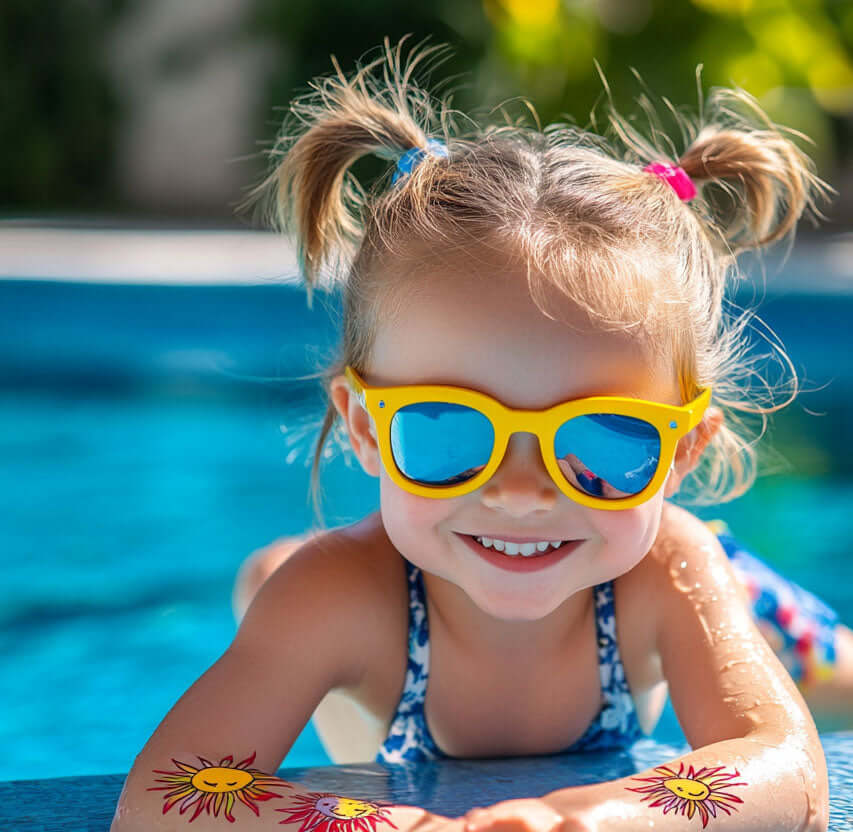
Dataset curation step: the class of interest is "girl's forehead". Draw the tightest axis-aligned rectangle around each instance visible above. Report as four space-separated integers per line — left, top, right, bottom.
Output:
370 266 679 407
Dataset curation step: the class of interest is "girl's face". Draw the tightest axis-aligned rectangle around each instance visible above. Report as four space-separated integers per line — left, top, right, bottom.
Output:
332 255 716 623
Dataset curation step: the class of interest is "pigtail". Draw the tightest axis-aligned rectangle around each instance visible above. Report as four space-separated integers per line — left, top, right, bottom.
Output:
241 36 450 306
677 88 834 252
601 80 834 503
243 37 456 529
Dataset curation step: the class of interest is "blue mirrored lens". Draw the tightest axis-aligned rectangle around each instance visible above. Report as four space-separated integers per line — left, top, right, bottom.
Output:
554 413 660 498
390 402 494 486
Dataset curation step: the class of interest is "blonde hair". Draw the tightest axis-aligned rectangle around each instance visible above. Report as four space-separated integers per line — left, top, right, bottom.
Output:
243 37 833 527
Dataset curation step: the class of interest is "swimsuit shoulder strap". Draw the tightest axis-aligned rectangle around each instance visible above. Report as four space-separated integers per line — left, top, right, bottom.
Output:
590 580 643 737
402 559 431 708
374 560 447 762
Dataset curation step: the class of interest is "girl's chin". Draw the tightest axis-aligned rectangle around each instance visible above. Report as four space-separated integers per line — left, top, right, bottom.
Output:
463 591 575 623
457 574 592 622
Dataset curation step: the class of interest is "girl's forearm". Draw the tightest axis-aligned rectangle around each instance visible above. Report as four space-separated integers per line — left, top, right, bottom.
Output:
111 759 432 832
542 734 829 832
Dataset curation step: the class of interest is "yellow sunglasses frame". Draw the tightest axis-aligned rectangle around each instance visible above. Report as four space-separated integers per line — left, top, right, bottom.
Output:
345 365 712 510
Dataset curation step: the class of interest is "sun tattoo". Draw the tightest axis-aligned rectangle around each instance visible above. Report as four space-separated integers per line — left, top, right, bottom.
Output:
626 763 747 827
276 791 399 832
147 751 290 822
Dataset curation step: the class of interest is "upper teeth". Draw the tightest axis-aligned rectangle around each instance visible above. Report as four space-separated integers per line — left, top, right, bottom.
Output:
473 536 566 556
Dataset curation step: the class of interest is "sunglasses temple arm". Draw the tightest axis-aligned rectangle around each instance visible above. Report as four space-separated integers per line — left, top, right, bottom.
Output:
344 367 378 440
685 388 713 432
344 367 367 409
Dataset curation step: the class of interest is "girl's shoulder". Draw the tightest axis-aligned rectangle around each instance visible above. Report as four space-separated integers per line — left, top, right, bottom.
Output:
323 511 409 599
628 503 802 748
619 502 750 661
612 504 734 690
303 511 405 610
626 502 731 598
282 512 404 586
331 510 410 629
237 512 407 694
648 502 727 567
303 513 411 710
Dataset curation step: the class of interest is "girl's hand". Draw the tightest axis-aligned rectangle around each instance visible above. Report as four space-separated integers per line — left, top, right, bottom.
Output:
462 797 597 832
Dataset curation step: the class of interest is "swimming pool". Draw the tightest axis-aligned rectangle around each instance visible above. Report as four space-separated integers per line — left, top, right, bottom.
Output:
2 233 852 783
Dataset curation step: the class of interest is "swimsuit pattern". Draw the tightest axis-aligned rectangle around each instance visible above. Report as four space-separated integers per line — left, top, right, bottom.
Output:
375 559 644 764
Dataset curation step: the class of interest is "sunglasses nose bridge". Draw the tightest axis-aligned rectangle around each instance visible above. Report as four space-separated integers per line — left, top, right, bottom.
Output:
479 439 569 521
498 409 554 451
489 410 556 476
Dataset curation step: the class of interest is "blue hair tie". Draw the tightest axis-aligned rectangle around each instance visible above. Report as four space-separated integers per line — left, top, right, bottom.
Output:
391 139 448 185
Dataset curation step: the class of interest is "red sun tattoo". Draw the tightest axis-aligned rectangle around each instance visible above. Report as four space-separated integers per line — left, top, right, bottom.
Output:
147 750 290 823
276 791 399 832
626 763 747 827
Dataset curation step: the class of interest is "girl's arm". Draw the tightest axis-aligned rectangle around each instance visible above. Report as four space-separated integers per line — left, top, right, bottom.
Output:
527 508 829 831
458 506 829 832
110 534 432 832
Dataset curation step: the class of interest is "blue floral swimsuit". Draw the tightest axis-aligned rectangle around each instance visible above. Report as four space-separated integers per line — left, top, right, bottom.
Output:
375 523 840 765
375 559 644 764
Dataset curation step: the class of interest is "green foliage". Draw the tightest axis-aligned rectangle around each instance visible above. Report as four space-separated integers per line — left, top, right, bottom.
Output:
477 0 851 169
3 0 851 218
252 0 852 192
0 0 132 214
246 0 489 142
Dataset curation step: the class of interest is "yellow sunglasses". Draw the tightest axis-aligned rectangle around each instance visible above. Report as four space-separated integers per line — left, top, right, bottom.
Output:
345 366 711 510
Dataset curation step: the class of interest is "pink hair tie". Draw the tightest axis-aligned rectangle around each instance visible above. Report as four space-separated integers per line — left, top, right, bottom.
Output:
643 162 697 202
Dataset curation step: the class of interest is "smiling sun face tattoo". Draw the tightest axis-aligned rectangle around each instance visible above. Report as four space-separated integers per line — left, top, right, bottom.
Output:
148 751 290 822
276 792 399 832
626 763 747 828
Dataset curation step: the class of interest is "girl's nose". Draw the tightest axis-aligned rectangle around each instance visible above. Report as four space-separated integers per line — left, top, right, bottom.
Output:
479 433 558 515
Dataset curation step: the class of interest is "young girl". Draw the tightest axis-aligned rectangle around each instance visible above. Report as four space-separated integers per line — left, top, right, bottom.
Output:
114 39 847 831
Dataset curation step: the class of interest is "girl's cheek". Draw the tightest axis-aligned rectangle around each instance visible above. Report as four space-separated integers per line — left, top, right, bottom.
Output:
378 471 458 555
590 500 662 570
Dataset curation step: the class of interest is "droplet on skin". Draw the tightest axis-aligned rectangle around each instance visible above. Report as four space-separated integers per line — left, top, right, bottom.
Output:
668 560 694 593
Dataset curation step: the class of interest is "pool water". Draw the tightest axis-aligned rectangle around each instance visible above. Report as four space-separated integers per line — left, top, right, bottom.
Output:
2 279 852 781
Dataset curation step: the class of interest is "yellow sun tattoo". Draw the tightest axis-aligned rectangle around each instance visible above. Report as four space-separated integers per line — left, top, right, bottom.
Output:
276 791 399 832
626 763 746 827
148 751 290 822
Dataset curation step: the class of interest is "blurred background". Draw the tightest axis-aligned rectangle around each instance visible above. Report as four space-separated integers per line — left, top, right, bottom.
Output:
2 0 852 782
3 0 853 222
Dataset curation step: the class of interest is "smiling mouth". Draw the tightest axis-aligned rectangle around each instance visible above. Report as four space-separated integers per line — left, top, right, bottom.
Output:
457 533 584 572
468 535 576 557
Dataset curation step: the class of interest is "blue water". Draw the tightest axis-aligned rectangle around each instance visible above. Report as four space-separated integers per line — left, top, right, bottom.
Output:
2 278 852 781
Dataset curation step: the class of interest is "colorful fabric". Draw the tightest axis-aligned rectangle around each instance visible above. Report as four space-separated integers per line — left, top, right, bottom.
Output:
705 519 839 688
